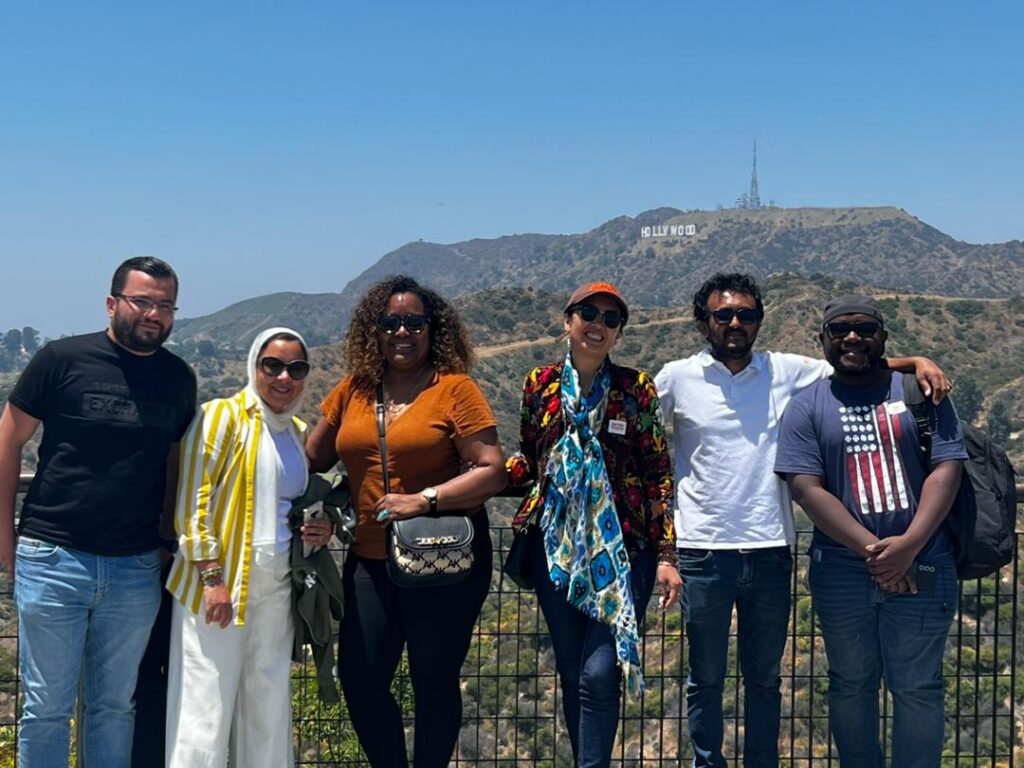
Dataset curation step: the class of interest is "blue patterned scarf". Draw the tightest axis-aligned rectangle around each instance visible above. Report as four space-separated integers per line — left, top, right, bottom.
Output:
540 351 644 694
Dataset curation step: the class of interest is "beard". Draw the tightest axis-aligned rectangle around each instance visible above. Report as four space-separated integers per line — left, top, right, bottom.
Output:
110 311 171 353
708 330 754 361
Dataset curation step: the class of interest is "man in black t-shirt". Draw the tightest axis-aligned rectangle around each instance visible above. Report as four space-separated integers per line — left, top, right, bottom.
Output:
0 256 196 768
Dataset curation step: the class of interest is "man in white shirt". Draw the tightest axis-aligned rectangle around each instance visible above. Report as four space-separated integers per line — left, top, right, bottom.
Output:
655 273 948 768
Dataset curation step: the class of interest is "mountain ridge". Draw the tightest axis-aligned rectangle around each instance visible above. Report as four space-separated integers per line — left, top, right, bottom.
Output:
167 205 1024 351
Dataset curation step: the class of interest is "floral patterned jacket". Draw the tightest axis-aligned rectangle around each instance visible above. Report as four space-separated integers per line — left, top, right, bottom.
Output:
507 360 676 563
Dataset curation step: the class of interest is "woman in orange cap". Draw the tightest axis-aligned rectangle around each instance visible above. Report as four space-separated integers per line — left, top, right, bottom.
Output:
506 281 681 767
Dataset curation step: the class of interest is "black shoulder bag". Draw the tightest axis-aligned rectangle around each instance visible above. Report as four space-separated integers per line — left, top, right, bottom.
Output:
902 374 1016 580
376 383 475 588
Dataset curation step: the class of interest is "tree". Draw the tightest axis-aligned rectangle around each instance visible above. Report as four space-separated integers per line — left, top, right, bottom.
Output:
3 329 22 355
197 339 217 358
21 327 39 353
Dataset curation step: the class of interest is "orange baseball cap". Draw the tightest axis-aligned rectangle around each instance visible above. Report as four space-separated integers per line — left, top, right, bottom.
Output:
564 281 629 321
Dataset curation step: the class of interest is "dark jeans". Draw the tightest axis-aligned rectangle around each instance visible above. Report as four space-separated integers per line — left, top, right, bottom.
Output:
678 546 793 768
533 536 656 768
810 546 956 768
339 511 491 768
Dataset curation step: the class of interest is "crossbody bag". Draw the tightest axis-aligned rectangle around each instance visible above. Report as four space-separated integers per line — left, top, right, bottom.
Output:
376 383 475 588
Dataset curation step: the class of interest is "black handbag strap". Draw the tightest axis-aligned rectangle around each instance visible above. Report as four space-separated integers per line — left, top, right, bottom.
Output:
375 382 391 494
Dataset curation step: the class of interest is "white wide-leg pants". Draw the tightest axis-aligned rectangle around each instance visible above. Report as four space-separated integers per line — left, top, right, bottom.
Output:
166 548 295 768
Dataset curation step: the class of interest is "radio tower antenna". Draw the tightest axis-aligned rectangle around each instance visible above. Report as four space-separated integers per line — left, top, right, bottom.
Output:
748 140 761 209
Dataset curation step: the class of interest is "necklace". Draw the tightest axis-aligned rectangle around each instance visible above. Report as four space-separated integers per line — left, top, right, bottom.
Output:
383 367 434 422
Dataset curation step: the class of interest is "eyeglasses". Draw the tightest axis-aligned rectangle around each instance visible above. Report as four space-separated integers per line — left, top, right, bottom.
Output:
570 304 624 329
824 321 882 340
378 314 429 334
259 356 311 380
708 308 760 325
114 294 178 315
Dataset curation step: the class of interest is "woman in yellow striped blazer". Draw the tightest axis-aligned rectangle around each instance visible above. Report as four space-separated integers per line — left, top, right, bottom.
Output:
164 327 333 767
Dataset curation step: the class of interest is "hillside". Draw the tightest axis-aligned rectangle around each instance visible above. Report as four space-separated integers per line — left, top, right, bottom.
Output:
344 206 1024 307
463 275 1024 474
172 291 348 348
8 273 1018 473
88 273 1020 482
167 206 1024 350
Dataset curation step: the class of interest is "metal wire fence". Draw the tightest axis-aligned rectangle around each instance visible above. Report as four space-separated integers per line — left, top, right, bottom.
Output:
290 527 1021 767
0 478 1020 766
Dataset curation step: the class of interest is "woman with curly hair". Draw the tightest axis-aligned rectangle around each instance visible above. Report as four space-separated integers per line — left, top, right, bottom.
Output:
306 275 506 767
506 282 681 768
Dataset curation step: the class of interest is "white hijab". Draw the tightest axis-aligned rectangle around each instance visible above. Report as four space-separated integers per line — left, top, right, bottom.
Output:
245 326 309 433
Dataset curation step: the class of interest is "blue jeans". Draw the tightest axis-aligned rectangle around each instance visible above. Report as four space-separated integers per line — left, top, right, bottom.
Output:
533 537 656 768
809 546 956 768
678 547 793 768
15 537 163 768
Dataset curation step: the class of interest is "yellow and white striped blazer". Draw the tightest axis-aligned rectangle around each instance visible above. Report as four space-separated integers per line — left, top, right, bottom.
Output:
167 387 307 625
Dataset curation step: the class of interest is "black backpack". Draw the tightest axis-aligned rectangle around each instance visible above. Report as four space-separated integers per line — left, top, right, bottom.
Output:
902 374 1017 579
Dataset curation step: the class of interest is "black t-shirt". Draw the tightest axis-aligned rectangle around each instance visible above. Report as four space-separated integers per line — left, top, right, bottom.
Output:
10 331 197 555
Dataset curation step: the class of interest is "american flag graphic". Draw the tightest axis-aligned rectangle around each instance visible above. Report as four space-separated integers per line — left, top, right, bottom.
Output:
839 403 910 515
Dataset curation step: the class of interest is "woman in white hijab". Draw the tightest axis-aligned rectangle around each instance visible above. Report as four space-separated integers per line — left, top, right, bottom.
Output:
165 328 333 767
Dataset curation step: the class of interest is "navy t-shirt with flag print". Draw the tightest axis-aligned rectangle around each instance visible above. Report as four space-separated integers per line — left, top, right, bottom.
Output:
774 371 967 560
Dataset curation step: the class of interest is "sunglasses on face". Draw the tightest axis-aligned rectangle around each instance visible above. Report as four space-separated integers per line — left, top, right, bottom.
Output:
378 314 429 334
824 321 882 340
259 357 311 380
708 307 760 325
570 303 624 329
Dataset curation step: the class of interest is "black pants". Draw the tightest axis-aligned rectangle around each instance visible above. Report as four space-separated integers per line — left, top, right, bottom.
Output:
131 564 172 767
339 511 491 768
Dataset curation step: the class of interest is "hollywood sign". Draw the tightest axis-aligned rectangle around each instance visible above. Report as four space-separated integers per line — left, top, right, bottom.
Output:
640 224 697 238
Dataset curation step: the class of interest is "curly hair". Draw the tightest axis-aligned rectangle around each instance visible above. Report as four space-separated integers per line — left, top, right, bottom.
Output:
692 272 765 322
343 275 474 395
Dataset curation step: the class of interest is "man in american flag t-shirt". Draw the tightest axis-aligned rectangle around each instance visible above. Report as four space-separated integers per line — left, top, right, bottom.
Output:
775 295 965 768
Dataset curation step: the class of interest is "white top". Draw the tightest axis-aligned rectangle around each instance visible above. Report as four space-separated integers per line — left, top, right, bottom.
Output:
252 424 308 553
655 349 832 548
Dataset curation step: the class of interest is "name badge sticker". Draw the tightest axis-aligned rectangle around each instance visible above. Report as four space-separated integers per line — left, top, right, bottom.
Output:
887 401 907 416
608 419 627 436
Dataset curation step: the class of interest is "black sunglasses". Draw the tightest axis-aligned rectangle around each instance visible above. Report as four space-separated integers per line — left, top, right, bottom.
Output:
259 356 311 380
571 303 624 329
708 307 760 325
824 321 882 340
378 314 429 334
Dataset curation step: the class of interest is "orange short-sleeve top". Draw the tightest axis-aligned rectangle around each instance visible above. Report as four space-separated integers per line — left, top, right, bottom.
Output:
320 372 497 559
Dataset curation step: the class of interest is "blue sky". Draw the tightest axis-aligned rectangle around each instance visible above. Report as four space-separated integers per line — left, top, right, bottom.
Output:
2 2 1021 337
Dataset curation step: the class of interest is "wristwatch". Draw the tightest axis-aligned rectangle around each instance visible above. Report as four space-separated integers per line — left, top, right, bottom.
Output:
422 487 438 514
200 566 224 588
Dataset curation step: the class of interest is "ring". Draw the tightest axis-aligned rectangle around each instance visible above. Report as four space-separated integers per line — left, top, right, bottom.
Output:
377 509 390 522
